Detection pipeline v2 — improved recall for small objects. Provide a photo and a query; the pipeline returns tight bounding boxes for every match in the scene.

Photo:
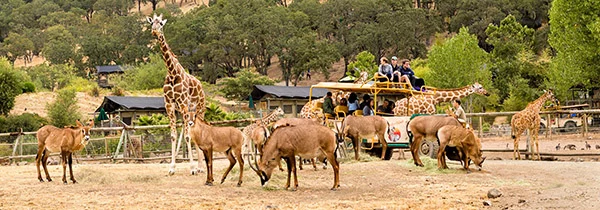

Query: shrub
[0,113,48,133]
[64,77,99,92]
[89,86,101,97]
[111,87,125,96]
[46,89,81,127]
[25,64,75,91]
[347,51,378,79]
[21,82,36,93]
[219,69,275,100]
[116,54,167,91]
[0,57,22,115]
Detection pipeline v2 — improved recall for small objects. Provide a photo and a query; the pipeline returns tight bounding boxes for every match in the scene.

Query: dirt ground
[1,144,600,210]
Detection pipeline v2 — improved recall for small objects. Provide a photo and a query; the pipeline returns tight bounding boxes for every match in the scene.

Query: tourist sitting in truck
[398,59,426,90]
[377,57,393,82]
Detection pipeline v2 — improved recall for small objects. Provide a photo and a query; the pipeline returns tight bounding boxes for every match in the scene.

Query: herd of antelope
[33,112,485,191]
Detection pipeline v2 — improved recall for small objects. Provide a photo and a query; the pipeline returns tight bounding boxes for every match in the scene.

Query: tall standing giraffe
[511,90,556,160]
[392,82,490,116]
[147,14,206,175]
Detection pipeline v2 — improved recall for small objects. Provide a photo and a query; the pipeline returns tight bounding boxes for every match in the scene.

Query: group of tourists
[322,92,396,117]
[377,56,425,91]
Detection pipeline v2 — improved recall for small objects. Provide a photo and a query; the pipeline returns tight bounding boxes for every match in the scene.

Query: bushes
[0,57,23,115]
[64,77,99,93]
[219,69,275,100]
[0,113,48,133]
[46,89,81,127]
[21,82,36,93]
[25,64,75,91]
[116,54,167,91]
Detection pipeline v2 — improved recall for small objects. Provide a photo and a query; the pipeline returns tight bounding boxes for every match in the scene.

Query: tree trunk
[152,0,157,11]
[343,56,349,76]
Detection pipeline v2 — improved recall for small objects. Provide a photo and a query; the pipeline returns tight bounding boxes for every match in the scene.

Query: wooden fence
[0,118,255,164]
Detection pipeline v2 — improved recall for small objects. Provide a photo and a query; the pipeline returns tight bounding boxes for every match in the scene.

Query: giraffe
[392,82,490,116]
[354,71,369,85]
[242,107,284,154]
[299,91,350,120]
[147,14,206,175]
[511,90,556,160]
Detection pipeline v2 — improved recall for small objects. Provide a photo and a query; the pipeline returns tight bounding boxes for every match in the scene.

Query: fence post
[19,128,23,162]
[113,128,126,158]
[478,116,483,137]
[11,132,21,157]
[582,114,588,137]
[104,137,109,157]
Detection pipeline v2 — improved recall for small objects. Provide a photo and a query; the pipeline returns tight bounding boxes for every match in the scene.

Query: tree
[46,89,81,127]
[0,57,22,116]
[220,69,275,100]
[428,27,491,88]
[43,25,77,64]
[346,51,377,79]
[117,53,167,90]
[3,32,34,64]
[485,15,539,105]
[547,0,600,100]
[25,64,75,91]
[427,27,494,112]
[278,32,339,86]
[94,0,133,16]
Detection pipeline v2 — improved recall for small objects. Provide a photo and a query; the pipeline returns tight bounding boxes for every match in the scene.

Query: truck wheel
[564,121,577,133]
[429,141,439,159]
[383,148,393,160]
[418,141,430,157]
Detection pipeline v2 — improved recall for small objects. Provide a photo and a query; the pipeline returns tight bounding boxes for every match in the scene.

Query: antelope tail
[406,120,413,145]
[384,121,391,142]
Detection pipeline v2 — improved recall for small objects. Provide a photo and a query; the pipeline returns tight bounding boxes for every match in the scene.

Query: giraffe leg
[533,129,541,160]
[166,103,178,176]
[184,122,198,175]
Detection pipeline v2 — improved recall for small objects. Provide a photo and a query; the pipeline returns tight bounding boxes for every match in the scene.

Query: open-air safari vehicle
[308,76,437,159]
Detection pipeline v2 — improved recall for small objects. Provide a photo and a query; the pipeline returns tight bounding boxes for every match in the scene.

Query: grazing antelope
[339,115,390,160]
[407,115,461,167]
[249,124,340,191]
[188,118,244,186]
[273,118,326,170]
[436,125,485,173]
[35,120,93,184]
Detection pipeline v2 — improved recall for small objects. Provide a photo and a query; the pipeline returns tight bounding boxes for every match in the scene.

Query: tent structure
[250,85,328,116]
[95,96,165,125]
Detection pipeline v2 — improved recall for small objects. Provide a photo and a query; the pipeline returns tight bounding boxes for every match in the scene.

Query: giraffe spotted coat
[393,83,489,116]
[511,90,556,160]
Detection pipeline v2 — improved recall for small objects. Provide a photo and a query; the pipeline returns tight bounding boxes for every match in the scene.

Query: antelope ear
[160,19,167,26]
[158,13,163,19]
[76,120,83,127]
[146,16,153,24]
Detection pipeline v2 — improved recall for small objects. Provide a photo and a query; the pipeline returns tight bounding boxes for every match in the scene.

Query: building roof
[251,85,329,100]
[96,65,124,74]
[95,96,165,113]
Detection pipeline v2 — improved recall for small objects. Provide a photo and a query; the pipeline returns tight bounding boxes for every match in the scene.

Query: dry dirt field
[1,152,600,210]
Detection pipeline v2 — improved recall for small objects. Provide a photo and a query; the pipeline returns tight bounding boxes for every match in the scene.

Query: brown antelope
[249,124,340,191]
[188,117,244,186]
[436,125,485,173]
[339,115,390,160]
[35,120,94,184]
[272,118,326,170]
[407,115,461,167]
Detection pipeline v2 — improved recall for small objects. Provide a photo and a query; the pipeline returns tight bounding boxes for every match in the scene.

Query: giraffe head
[273,107,284,117]
[470,82,490,96]
[146,13,167,36]
[543,89,558,106]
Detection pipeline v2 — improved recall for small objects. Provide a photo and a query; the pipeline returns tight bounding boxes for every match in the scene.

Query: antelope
[273,118,326,170]
[188,118,244,186]
[436,125,485,173]
[407,115,462,167]
[249,124,340,191]
[339,115,390,160]
[35,120,94,184]
[585,141,591,150]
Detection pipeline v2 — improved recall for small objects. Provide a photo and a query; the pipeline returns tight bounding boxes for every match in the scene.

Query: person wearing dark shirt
[390,56,402,83]
[323,92,334,115]
[359,94,371,110]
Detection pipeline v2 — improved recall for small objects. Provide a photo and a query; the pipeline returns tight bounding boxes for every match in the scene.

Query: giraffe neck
[434,86,473,104]
[156,33,182,77]
[527,93,550,111]
[260,110,279,124]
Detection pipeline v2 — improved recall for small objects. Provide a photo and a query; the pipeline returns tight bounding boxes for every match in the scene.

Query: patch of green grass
[126,174,162,183]
[398,157,463,174]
